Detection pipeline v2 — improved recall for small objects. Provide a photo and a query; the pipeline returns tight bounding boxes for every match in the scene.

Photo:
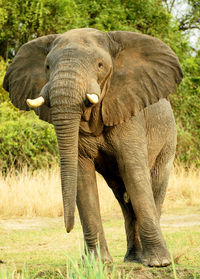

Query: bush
[0,57,9,103]
[170,55,200,167]
[0,102,58,172]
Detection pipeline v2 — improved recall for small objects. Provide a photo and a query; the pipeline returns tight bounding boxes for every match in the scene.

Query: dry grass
[0,165,199,217]
[0,167,63,217]
[164,165,200,209]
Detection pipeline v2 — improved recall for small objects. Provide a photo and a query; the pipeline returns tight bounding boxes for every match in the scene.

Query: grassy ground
[0,165,200,278]
[0,213,200,278]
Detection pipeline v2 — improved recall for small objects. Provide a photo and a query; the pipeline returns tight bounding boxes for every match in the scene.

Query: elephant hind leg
[122,205,142,263]
[151,142,176,218]
[103,175,142,263]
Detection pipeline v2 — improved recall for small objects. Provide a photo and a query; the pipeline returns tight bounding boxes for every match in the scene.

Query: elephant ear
[3,34,59,123]
[102,31,183,126]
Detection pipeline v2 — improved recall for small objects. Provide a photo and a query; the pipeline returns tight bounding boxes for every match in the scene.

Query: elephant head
[3,28,183,233]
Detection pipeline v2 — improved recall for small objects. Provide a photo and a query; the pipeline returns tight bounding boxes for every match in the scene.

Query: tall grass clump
[63,246,116,279]
[0,265,32,279]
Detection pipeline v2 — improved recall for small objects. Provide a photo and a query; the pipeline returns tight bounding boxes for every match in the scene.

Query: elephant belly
[79,99,176,185]
[95,151,120,179]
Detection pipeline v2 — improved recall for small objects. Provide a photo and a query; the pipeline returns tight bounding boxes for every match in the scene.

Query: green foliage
[0,102,58,172]
[64,246,114,279]
[0,58,8,103]
[74,0,172,35]
[0,0,80,59]
[164,0,200,31]
[0,0,199,168]
[0,0,188,59]
[170,53,200,166]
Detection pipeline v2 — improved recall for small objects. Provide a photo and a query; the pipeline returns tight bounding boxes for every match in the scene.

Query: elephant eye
[98,62,103,68]
[46,64,50,70]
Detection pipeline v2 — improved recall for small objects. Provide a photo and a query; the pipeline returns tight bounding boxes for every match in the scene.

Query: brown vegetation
[0,165,199,218]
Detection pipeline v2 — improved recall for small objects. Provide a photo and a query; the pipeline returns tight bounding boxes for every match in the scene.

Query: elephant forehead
[54,28,108,49]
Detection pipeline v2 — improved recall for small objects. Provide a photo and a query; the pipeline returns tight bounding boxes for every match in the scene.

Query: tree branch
[163,0,170,12]
[169,0,176,13]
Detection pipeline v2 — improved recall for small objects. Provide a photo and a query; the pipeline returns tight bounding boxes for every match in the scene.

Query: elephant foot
[100,252,113,263]
[142,246,171,267]
[99,246,113,263]
[124,246,142,263]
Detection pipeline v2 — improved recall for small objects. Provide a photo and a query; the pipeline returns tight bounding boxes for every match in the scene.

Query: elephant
[3,28,183,267]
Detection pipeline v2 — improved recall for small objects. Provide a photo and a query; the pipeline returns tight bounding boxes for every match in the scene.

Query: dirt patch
[0,214,200,231]
[0,217,64,231]
[108,264,200,279]
[161,214,200,228]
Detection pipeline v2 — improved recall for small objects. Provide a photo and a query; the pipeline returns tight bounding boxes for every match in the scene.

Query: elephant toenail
[162,258,170,266]
[149,260,160,267]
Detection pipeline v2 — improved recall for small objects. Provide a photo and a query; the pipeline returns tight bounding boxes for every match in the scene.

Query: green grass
[0,213,200,278]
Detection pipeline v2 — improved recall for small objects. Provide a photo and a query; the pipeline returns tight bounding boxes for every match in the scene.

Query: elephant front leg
[76,158,113,263]
[120,159,170,266]
[113,132,171,267]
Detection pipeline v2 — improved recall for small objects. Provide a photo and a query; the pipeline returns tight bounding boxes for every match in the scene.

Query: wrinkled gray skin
[3,28,183,267]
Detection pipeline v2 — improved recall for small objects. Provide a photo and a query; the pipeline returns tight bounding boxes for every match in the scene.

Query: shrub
[170,55,200,167]
[0,57,9,103]
[0,102,58,172]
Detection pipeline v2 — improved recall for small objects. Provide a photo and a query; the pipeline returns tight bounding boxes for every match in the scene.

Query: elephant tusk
[26,96,45,108]
[87,93,99,104]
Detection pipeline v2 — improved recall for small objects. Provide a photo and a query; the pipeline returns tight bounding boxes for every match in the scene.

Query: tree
[0,0,81,60]
[163,0,200,31]
[0,0,188,60]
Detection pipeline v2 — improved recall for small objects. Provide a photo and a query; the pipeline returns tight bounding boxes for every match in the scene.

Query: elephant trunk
[50,66,85,233]
[53,113,80,232]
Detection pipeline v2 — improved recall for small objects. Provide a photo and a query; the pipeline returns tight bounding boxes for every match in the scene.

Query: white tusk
[87,94,99,104]
[26,96,45,108]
